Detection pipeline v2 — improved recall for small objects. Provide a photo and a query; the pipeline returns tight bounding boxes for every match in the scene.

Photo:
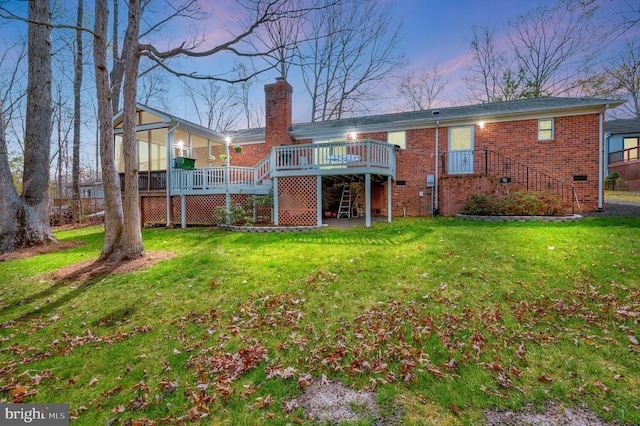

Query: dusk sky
[0,0,637,131]
[174,0,633,124]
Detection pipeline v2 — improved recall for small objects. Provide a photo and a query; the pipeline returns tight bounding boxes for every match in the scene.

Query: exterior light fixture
[350,132,358,140]
[478,122,485,129]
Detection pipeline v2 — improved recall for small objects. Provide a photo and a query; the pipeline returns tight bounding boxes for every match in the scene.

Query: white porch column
[273,177,279,226]
[166,127,175,227]
[317,175,322,226]
[365,173,371,228]
[180,194,186,228]
[387,175,392,222]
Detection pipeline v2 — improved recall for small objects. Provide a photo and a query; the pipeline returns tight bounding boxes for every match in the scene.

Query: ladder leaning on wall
[337,184,351,218]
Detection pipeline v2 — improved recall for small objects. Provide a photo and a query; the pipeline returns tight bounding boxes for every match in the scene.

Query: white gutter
[597,110,605,211]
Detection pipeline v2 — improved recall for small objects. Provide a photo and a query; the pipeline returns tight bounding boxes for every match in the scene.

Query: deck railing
[271,140,396,174]
[124,140,396,194]
[609,146,639,164]
[171,165,258,192]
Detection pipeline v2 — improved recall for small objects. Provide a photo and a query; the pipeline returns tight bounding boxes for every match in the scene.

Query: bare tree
[300,0,404,121]
[465,26,506,103]
[72,0,83,223]
[0,0,55,253]
[578,41,640,118]
[137,63,171,108]
[610,41,640,118]
[94,0,124,261]
[233,62,263,129]
[249,0,304,80]
[507,3,598,97]
[185,80,240,131]
[398,65,446,111]
[91,0,338,263]
[465,25,525,103]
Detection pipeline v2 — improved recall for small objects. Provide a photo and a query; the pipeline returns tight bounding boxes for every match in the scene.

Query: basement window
[573,175,588,181]
[538,118,554,141]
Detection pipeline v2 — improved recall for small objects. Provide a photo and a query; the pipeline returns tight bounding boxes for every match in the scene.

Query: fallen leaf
[628,335,638,345]
[593,379,609,393]
[88,377,99,387]
[538,374,553,383]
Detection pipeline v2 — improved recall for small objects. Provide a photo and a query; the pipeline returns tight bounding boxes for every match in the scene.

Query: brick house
[114,79,621,227]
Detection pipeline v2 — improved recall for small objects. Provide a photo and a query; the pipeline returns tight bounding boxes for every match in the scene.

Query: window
[388,131,406,150]
[538,118,554,141]
[623,137,639,160]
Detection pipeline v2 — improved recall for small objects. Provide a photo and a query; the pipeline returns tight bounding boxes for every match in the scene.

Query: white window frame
[538,118,554,141]
[388,131,406,150]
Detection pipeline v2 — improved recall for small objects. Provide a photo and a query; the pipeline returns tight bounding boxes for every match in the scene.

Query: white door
[448,126,474,174]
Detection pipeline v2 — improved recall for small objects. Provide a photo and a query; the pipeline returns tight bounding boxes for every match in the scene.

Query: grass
[605,189,640,203]
[0,217,639,425]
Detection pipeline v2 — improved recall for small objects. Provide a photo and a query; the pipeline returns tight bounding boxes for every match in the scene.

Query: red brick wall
[265,79,293,149]
[382,115,601,216]
[474,115,600,212]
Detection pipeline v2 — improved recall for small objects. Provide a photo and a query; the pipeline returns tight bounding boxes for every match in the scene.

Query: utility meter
[426,174,435,187]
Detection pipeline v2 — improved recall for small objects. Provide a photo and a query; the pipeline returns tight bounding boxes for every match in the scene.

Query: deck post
[180,194,186,228]
[387,175,392,222]
[365,173,371,228]
[317,175,322,226]
[273,176,279,225]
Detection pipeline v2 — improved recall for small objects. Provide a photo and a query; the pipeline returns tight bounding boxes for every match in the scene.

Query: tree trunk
[0,0,56,254]
[110,0,124,114]
[0,108,22,254]
[72,0,84,223]
[95,0,124,263]
[119,0,144,260]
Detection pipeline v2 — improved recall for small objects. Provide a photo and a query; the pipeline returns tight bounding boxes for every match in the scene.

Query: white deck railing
[271,140,396,175]
[171,140,396,194]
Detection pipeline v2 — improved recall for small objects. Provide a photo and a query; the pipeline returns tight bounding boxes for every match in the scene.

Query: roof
[605,118,640,135]
[114,103,228,142]
[290,97,623,139]
[118,97,623,143]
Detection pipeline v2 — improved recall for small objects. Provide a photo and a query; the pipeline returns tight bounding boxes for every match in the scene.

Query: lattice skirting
[141,194,273,226]
[141,196,167,226]
[278,176,317,226]
[609,162,640,190]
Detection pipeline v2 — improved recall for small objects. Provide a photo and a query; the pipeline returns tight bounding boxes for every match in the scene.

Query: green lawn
[606,190,640,203]
[1,217,638,425]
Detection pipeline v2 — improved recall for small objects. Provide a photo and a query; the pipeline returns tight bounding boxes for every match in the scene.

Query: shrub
[213,191,273,226]
[503,191,542,215]
[604,171,622,190]
[461,193,505,215]
[461,190,566,216]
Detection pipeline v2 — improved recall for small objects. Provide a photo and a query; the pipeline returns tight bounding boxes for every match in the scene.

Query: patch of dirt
[292,379,381,424]
[49,251,175,283]
[0,240,84,262]
[485,401,618,425]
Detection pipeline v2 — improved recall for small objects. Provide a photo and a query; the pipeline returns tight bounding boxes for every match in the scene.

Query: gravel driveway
[583,199,640,217]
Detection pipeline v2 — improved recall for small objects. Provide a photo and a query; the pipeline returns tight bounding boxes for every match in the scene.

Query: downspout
[597,110,605,211]
[166,123,179,227]
[434,120,439,215]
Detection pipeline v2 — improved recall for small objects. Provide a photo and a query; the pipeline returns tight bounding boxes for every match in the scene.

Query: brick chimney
[264,78,293,148]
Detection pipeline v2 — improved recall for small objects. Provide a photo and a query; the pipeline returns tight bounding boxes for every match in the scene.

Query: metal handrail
[441,149,575,211]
